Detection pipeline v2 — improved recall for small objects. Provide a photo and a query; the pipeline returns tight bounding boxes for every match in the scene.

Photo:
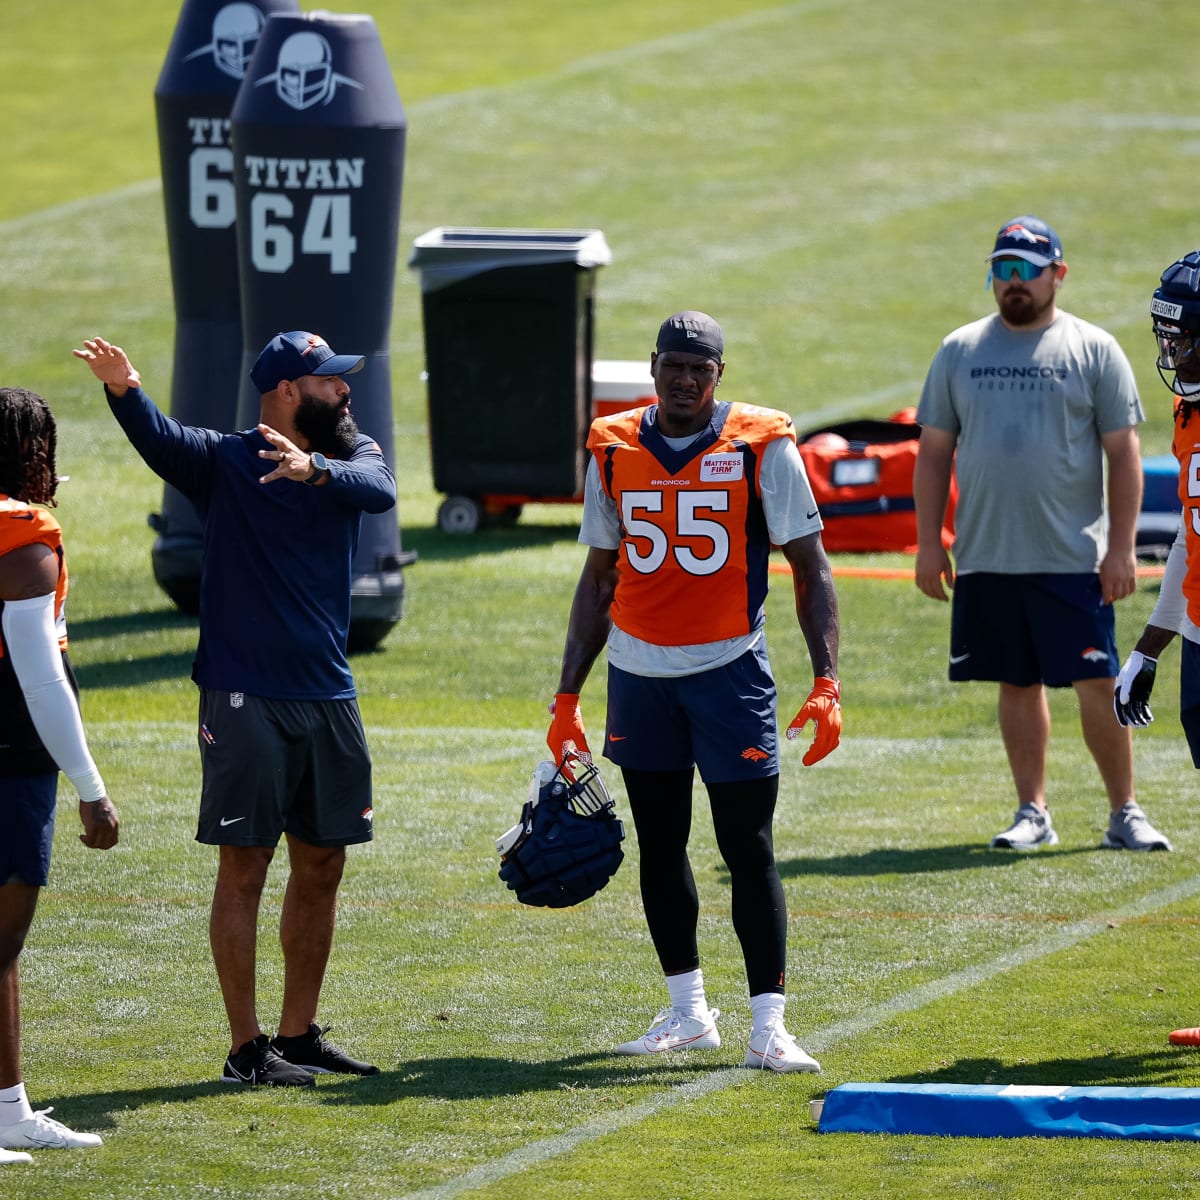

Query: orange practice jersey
[0,495,68,655]
[1172,410,1200,627]
[0,495,70,774]
[587,401,795,646]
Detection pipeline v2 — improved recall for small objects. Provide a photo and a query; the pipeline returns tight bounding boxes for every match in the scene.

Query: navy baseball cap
[985,216,1064,268]
[656,311,724,363]
[250,331,365,394]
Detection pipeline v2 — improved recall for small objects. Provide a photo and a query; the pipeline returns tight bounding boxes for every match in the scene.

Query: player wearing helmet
[1114,251,1200,1042]
[915,216,1171,853]
[547,311,841,1074]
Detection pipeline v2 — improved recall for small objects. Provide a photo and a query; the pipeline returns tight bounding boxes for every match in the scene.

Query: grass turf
[5,1,1200,1196]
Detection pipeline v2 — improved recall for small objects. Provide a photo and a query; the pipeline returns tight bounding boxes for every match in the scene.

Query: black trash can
[408,227,612,533]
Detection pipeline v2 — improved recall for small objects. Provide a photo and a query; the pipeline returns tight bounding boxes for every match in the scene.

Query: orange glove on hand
[785,677,842,766]
[547,693,592,774]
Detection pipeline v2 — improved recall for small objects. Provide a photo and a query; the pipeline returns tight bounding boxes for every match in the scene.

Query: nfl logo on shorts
[230,692,244,709]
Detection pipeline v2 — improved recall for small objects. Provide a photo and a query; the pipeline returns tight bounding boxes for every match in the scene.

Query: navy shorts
[1179,638,1200,768]
[949,572,1118,687]
[0,774,57,887]
[603,642,779,784]
[197,690,374,848]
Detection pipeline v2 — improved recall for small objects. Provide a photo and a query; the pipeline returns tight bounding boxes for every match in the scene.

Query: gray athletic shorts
[196,689,374,848]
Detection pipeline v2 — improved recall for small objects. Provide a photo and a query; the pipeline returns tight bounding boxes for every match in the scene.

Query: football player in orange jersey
[0,387,119,1161]
[548,312,840,1072]
[1115,251,1200,1045]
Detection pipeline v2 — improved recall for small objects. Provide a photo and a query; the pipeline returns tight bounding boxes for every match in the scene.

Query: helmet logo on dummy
[184,2,266,80]
[254,31,364,110]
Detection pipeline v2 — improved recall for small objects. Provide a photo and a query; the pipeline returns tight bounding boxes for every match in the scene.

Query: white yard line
[394,875,1200,1199]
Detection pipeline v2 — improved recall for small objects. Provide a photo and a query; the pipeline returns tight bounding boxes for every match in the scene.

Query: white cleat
[0,1147,33,1164]
[0,1108,102,1150]
[615,1007,721,1055]
[745,1023,821,1073]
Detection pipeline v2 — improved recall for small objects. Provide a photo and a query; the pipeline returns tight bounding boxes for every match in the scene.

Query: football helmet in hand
[497,753,625,908]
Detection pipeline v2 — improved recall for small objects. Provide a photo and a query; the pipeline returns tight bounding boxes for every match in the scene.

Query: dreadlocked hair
[0,387,58,507]
[1176,397,1200,430]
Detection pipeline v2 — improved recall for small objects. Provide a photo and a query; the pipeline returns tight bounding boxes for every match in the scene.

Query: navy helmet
[1151,251,1200,396]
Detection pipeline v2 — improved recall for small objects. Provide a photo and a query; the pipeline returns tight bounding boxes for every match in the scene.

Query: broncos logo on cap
[1000,223,1051,248]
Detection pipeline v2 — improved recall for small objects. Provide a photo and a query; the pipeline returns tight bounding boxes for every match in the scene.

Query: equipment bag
[797,409,956,553]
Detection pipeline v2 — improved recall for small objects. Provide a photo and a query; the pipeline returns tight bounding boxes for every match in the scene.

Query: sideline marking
[0,179,160,238]
[398,872,1200,1200]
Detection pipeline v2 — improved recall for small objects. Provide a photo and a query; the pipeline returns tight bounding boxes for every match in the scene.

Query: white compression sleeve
[1,593,106,801]
[1147,525,1188,634]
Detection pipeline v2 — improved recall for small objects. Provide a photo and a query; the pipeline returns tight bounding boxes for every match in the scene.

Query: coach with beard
[74,332,394,1088]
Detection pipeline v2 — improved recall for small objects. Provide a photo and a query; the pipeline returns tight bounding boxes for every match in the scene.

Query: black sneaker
[270,1023,381,1076]
[222,1034,316,1087]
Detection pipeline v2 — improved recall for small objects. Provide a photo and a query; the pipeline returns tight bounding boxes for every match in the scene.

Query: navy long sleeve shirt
[109,386,396,700]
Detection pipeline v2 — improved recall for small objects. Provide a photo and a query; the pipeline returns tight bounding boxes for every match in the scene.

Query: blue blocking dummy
[231,12,413,648]
[153,0,300,613]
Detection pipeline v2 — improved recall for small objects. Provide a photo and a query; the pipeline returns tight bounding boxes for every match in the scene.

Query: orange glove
[547,693,592,773]
[785,677,842,766]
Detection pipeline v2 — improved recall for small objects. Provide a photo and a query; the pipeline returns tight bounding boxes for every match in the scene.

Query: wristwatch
[304,451,329,485]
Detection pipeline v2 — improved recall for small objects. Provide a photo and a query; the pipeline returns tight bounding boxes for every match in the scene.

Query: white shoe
[615,1007,721,1055]
[0,1108,102,1150]
[1101,802,1173,852]
[0,1148,33,1164]
[745,1022,821,1073]
[990,804,1058,850]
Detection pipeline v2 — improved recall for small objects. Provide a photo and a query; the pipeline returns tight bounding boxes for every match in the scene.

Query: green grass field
[5,1,1200,1196]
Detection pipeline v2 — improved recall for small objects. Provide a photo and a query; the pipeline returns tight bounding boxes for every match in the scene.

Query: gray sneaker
[991,804,1059,849]
[1102,802,1173,851]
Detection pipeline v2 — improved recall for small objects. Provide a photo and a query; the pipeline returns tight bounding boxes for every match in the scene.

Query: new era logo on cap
[249,331,366,394]
[656,310,724,362]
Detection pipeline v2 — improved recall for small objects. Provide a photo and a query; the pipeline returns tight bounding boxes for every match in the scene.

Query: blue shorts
[0,774,57,887]
[949,573,1117,687]
[1179,638,1200,769]
[603,643,779,784]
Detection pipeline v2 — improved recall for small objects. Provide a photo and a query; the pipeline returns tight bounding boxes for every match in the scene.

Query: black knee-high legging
[620,766,787,996]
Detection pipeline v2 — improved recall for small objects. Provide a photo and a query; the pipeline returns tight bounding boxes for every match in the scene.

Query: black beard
[294,394,359,458]
[998,291,1052,327]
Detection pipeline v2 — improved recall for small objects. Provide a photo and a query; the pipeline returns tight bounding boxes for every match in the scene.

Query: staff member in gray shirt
[913,215,1171,853]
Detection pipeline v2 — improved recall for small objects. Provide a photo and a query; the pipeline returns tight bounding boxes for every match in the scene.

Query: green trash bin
[408,227,612,532]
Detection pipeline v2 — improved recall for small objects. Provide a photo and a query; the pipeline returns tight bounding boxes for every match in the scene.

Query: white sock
[750,992,786,1036]
[665,969,708,1019]
[0,1083,34,1125]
